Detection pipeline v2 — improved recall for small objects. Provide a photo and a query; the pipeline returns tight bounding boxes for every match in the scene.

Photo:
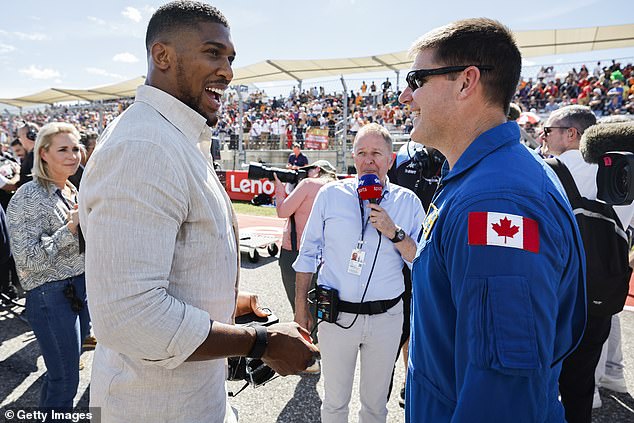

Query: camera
[247,162,307,184]
[597,152,634,205]
[227,311,278,390]
[410,147,445,179]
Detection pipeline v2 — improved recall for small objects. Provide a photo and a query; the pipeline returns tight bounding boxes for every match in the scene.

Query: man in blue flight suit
[398,18,587,422]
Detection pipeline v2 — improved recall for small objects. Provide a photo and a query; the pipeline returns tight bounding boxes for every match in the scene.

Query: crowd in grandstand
[1,60,632,152]
[516,60,633,116]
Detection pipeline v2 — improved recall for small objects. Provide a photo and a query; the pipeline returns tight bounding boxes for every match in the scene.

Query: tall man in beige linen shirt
[78,2,317,422]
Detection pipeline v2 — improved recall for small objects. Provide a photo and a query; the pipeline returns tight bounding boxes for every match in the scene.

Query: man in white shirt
[541,105,634,422]
[294,123,425,423]
[79,2,317,422]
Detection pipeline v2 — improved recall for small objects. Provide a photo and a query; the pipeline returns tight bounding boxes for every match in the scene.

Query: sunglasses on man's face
[542,126,579,137]
[405,65,494,91]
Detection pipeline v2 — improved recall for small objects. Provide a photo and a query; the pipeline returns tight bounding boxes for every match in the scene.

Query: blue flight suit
[406,122,586,423]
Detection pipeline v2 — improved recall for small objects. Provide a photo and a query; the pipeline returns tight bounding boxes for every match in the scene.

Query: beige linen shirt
[79,85,239,423]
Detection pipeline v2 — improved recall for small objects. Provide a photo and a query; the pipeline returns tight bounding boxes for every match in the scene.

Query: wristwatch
[390,226,406,243]
[246,325,268,359]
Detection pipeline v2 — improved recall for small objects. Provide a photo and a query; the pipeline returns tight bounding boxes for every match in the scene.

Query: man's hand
[273,174,286,198]
[367,203,397,238]
[67,204,80,235]
[367,203,417,262]
[235,291,270,318]
[293,301,314,334]
[262,322,319,376]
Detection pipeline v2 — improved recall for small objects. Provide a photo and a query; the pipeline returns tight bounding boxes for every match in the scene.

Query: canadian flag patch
[468,212,539,253]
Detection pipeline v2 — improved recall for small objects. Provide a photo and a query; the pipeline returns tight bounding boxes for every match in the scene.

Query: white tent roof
[1,23,633,107]
[0,76,146,108]
[232,23,634,84]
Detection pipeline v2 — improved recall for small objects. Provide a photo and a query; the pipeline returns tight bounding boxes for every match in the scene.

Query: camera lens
[613,162,630,200]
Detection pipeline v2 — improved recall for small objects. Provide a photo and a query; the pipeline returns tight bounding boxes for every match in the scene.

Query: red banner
[217,170,275,201]
[304,128,329,150]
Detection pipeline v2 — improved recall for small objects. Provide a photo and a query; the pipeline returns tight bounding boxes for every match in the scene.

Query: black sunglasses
[63,283,84,313]
[406,65,494,91]
[543,126,580,136]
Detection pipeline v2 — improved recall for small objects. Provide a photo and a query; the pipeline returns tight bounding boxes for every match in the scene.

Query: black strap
[544,158,583,207]
[338,294,402,315]
[290,215,298,252]
[246,325,268,359]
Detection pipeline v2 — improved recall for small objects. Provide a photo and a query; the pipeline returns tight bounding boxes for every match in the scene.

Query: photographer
[539,106,634,422]
[273,160,338,372]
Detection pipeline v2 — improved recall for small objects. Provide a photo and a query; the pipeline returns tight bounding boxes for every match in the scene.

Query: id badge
[347,248,365,275]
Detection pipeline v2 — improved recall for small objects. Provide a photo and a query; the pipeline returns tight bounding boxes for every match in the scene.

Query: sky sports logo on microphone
[357,174,383,203]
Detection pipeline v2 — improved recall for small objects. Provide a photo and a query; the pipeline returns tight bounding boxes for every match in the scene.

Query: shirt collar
[442,121,520,183]
[134,85,213,146]
[41,180,77,196]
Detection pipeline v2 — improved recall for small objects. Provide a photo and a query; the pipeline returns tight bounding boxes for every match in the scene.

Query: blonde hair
[32,122,82,186]
[353,122,393,152]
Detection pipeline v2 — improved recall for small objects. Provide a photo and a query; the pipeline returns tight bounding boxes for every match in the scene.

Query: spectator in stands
[381,77,392,93]
[249,118,262,148]
[6,122,90,409]
[295,118,306,148]
[260,117,271,146]
[80,131,98,165]
[545,95,560,113]
[607,79,625,107]
[287,143,308,170]
[10,139,25,162]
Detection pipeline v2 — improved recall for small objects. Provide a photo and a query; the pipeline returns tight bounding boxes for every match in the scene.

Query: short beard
[175,57,218,127]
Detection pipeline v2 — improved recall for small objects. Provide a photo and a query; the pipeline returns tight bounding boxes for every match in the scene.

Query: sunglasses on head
[406,65,494,91]
[63,283,84,313]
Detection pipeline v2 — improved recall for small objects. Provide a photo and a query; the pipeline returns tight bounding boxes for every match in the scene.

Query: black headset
[21,120,37,141]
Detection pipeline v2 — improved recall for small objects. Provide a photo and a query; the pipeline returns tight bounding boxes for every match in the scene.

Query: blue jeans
[25,274,91,408]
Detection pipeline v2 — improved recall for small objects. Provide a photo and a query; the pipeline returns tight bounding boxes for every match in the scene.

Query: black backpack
[546,158,632,316]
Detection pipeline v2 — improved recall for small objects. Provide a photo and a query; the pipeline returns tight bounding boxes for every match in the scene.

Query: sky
[1,0,633,102]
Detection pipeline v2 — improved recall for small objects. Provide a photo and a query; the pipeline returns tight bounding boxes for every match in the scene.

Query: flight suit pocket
[488,276,540,371]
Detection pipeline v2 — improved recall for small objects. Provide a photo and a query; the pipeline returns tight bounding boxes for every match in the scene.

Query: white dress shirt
[79,85,239,423]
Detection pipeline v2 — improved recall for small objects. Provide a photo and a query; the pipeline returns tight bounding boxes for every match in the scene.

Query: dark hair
[145,0,229,53]
[79,131,98,147]
[10,138,22,147]
[409,18,521,115]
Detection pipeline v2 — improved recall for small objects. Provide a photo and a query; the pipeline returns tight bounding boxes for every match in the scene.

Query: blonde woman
[6,122,90,408]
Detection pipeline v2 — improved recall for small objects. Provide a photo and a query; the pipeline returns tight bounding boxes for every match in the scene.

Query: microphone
[580,122,634,164]
[357,174,383,204]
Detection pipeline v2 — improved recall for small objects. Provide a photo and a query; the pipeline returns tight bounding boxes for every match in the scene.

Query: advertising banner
[217,170,274,201]
[304,128,329,150]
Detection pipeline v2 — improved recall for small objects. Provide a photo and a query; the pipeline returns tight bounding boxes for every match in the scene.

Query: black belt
[337,294,402,315]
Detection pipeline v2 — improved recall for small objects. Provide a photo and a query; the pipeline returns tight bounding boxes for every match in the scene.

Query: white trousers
[318,300,403,423]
